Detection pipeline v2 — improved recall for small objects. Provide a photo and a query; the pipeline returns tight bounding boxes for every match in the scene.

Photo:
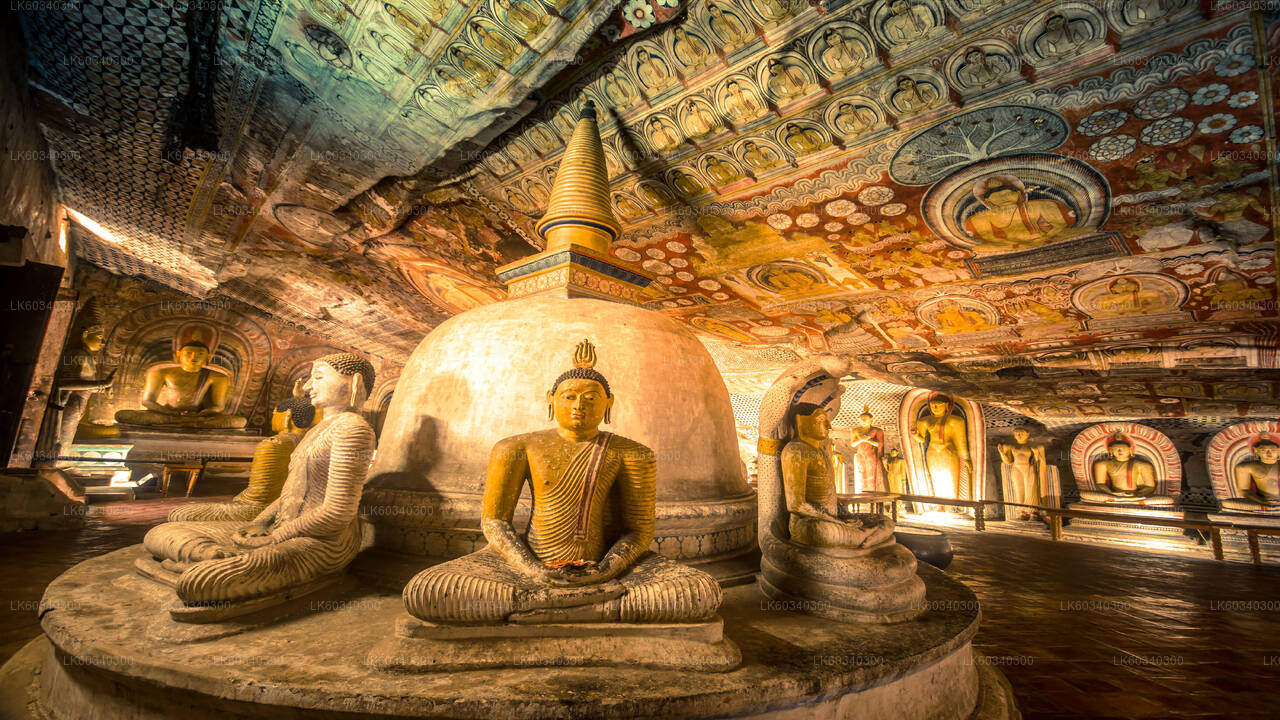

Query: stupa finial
[534,99,620,254]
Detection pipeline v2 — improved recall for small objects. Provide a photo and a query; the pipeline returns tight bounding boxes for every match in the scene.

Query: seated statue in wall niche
[1225,435,1280,509]
[781,403,895,548]
[1083,433,1172,505]
[167,386,319,523]
[138,354,376,616]
[114,328,247,429]
[403,339,722,625]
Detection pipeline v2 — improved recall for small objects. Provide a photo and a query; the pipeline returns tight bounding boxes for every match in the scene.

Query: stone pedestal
[3,544,1018,720]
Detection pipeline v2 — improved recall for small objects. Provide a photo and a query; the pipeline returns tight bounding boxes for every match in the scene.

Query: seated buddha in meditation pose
[1225,435,1280,509]
[402,339,722,625]
[115,333,247,429]
[140,353,376,609]
[167,386,319,523]
[781,403,894,548]
[1084,434,1169,504]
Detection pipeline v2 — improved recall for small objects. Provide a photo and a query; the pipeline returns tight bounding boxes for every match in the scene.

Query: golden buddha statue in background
[115,328,247,429]
[781,404,894,548]
[883,447,908,494]
[1226,436,1280,508]
[403,339,722,625]
[138,353,376,617]
[1084,433,1166,503]
[912,393,972,500]
[49,298,117,460]
[167,384,320,523]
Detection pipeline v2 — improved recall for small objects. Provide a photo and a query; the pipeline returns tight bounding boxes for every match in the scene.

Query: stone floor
[1,484,1278,719]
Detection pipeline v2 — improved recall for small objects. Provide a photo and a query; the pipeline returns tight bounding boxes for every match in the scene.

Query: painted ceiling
[17,0,1280,420]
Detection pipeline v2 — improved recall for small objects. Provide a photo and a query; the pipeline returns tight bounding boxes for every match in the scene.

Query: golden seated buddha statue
[114,337,247,430]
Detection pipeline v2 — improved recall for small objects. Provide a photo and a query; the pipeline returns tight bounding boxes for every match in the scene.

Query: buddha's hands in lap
[232,523,274,549]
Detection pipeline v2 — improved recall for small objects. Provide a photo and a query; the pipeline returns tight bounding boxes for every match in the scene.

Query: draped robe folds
[402,430,722,624]
[142,413,374,603]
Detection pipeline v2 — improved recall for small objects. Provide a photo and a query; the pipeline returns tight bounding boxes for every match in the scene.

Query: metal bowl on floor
[894,524,954,570]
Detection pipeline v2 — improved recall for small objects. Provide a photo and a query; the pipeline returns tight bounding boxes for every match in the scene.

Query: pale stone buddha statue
[138,353,376,614]
[781,404,894,548]
[402,339,722,625]
[1083,434,1171,504]
[1223,436,1280,510]
[998,428,1046,519]
[166,387,320,523]
[912,394,972,500]
[115,334,248,430]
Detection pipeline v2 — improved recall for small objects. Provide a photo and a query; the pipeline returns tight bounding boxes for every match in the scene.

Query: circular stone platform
[3,545,1018,720]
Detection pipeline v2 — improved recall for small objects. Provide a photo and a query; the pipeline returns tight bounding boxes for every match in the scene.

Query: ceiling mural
[465,0,1280,419]
[16,0,1280,418]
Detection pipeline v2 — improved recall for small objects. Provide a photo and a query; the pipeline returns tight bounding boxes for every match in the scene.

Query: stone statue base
[134,554,342,624]
[760,531,927,624]
[1077,491,1175,506]
[1066,497,1182,520]
[370,616,740,672]
[6,544,1018,720]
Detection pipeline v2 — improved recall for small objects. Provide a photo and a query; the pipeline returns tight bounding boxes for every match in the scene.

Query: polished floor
[2,484,1278,719]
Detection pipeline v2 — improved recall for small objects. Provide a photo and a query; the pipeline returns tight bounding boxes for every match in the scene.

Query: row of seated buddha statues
[137,353,376,620]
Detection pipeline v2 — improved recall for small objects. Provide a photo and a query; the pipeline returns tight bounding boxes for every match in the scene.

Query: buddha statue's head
[547,339,614,431]
[896,76,916,91]
[1253,436,1279,465]
[790,403,831,443]
[964,46,984,64]
[1013,428,1030,444]
[858,405,874,429]
[176,342,211,373]
[304,353,376,411]
[1045,13,1067,32]
[1106,435,1133,462]
[927,393,952,417]
[81,325,105,353]
[272,396,319,434]
[888,447,901,460]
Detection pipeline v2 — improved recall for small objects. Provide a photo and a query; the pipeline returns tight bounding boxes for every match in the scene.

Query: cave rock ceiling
[19,0,1280,419]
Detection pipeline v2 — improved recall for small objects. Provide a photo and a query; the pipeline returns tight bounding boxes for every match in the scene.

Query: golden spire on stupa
[534,100,620,255]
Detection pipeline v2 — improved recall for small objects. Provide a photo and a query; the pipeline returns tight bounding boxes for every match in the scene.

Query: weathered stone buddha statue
[1083,433,1170,504]
[1225,436,1280,509]
[115,330,247,429]
[781,404,895,548]
[757,357,925,623]
[402,339,723,626]
[137,353,376,620]
[166,385,320,523]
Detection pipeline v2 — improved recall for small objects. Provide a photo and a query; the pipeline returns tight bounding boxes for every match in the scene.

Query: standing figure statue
[912,393,972,501]
[167,383,320,523]
[998,428,1046,520]
[47,298,117,462]
[845,405,885,493]
[138,353,376,620]
[883,447,909,494]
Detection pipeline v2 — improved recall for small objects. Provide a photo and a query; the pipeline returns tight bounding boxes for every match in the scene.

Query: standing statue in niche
[48,298,117,460]
[912,393,972,500]
[167,384,320,523]
[114,327,248,429]
[403,339,723,625]
[845,406,885,493]
[1228,435,1280,507]
[138,353,376,618]
[997,428,1046,519]
[1083,433,1165,503]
